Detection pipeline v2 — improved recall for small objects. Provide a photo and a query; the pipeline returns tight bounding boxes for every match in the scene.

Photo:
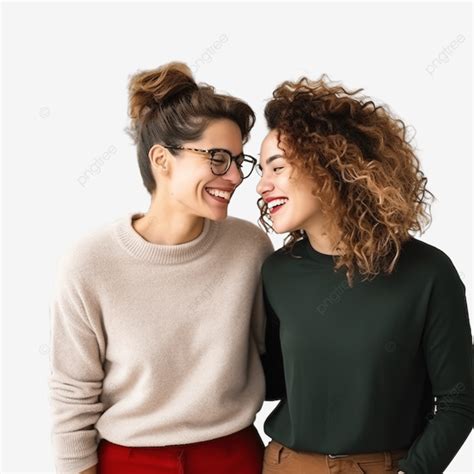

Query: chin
[213,213,228,222]
[206,208,228,222]
[271,218,300,235]
[271,220,289,234]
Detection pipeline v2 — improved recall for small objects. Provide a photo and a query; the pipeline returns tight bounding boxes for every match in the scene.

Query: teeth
[268,198,288,210]
[206,188,231,201]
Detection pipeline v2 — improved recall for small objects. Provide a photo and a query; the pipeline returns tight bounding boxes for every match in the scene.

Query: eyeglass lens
[210,151,254,178]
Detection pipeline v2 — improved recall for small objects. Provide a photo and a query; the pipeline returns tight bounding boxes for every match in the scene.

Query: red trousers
[97,424,264,474]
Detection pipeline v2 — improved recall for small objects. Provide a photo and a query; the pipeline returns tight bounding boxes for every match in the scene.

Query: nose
[225,160,244,184]
[256,172,273,196]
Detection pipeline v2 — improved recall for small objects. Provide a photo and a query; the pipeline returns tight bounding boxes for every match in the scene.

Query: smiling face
[256,129,324,234]
[152,118,245,221]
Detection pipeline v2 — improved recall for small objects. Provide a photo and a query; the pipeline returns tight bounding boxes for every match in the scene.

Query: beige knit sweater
[48,212,274,473]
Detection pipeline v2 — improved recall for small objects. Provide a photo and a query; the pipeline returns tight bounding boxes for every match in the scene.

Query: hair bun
[128,62,197,121]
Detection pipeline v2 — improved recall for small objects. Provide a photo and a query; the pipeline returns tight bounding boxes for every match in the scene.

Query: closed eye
[257,165,284,176]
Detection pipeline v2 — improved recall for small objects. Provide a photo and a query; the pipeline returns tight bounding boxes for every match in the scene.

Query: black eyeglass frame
[163,145,257,179]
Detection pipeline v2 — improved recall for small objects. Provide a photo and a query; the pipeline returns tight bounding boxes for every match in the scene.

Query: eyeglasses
[164,146,257,179]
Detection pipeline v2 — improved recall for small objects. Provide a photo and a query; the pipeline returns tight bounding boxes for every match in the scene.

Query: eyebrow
[258,154,285,166]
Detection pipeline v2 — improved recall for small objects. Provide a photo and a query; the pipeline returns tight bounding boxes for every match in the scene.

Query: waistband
[98,424,258,452]
[271,440,408,468]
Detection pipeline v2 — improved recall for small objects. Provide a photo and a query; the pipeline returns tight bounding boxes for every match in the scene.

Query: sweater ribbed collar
[115,212,219,265]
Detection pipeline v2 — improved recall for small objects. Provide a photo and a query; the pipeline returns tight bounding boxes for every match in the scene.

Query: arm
[250,278,269,357]
[250,233,275,357]
[48,256,105,473]
[397,257,474,474]
[260,281,286,401]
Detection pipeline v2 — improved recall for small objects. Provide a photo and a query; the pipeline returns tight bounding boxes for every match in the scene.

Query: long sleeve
[250,278,267,355]
[48,255,105,473]
[250,236,275,356]
[397,257,474,474]
[260,281,286,401]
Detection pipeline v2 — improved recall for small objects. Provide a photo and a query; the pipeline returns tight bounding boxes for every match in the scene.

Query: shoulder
[402,237,459,271]
[400,236,464,287]
[55,217,119,280]
[221,215,269,240]
[262,238,305,273]
[219,216,274,256]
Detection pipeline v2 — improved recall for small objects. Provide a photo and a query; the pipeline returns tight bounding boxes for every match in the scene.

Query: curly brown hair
[258,75,434,286]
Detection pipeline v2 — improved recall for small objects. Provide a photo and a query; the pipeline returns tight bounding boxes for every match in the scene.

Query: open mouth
[205,187,231,204]
[268,198,288,215]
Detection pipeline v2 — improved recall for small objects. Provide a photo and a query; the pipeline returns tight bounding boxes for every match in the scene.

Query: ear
[148,144,170,174]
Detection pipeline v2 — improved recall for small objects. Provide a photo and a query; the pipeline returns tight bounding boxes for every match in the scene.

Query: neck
[303,214,344,256]
[133,195,205,246]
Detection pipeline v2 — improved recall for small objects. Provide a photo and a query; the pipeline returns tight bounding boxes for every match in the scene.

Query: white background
[1,1,472,472]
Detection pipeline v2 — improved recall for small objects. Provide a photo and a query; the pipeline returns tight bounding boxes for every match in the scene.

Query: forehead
[260,130,285,163]
[198,119,243,153]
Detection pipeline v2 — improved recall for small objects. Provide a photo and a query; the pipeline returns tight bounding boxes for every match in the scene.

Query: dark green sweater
[261,236,473,474]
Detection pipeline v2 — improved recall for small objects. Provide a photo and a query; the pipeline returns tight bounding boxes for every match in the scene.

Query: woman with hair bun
[256,76,473,474]
[48,62,273,474]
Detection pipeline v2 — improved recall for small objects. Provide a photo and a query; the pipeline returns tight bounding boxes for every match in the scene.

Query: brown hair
[126,62,255,194]
[258,75,434,286]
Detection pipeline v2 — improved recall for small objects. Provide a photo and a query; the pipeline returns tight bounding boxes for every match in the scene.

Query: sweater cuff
[397,458,412,473]
[53,430,98,473]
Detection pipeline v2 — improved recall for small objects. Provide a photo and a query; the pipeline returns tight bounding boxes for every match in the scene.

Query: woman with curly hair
[48,62,273,474]
[256,76,473,474]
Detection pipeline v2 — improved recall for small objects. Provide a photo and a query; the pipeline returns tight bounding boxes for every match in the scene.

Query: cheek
[291,187,321,216]
[275,173,293,193]
[304,198,321,216]
[168,174,193,201]
[170,169,210,201]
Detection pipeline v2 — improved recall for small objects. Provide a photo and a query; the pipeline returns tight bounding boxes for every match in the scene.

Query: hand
[79,464,97,474]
